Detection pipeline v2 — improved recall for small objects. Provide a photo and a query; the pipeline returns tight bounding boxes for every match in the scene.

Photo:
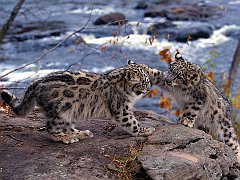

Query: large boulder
[147,21,176,31]
[223,28,240,39]
[144,4,221,21]
[135,2,148,9]
[147,23,213,42]
[175,26,213,42]
[8,21,64,42]
[0,109,238,179]
[93,13,127,26]
[139,124,239,180]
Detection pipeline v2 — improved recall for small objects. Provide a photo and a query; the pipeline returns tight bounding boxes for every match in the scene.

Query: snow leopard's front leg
[177,102,202,127]
[147,68,173,91]
[111,104,155,136]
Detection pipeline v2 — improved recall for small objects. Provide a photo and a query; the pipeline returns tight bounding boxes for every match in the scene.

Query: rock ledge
[0,109,238,179]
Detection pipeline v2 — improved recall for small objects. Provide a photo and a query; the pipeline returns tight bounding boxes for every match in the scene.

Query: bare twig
[228,40,240,93]
[0,0,25,44]
[7,134,22,142]
[0,87,26,90]
[66,40,111,70]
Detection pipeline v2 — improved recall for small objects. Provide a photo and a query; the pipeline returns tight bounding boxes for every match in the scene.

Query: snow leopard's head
[165,52,204,89]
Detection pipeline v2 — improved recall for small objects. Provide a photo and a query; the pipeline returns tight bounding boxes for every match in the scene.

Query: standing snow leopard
[154,51,240,161]
[1,61,161,144]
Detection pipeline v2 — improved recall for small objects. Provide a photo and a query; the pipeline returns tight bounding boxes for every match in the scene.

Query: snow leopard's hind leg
[46,118,93,144]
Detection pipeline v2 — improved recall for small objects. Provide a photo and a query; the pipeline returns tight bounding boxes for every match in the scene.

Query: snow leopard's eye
[189,73,198,80]
[142,82,147,86]
[174,74,188,85]
[174,72,184,80]
[176,75,183,81]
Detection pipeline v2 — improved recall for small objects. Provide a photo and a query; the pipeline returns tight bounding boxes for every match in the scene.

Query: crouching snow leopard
[155,51,240,161]
[1,61,161,144]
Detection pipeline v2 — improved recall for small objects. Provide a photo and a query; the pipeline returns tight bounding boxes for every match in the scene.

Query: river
[0,0,240,119]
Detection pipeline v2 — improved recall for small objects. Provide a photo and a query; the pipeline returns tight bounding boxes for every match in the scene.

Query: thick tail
[219,125,240,162]
[235,146,240,162]
[226,132,240,163]
[228,139,240,163]
[1,84,37,117]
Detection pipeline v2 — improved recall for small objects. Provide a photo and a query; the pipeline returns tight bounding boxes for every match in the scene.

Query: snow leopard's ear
[128,60,136,65]
[175,51,184,61]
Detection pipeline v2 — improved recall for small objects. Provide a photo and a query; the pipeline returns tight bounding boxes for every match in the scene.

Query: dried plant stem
[0,0,25,44]
[228,40,240,93]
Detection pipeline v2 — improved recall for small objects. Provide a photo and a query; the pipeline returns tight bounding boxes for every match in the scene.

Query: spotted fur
[1,62,158,144]
[155,52,240,161]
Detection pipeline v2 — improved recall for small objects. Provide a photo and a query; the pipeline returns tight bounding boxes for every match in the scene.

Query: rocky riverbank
[0,109,238,180]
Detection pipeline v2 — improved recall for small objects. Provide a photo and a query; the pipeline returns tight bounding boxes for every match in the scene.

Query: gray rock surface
[147,22,213,42]
[93,13,127,26]
[135,2,148,9]
[144,4,221,21]
[0,109,239,180]
[140,124,239,180]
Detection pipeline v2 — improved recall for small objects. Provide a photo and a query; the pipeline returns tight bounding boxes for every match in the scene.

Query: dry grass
[105,143,149,180]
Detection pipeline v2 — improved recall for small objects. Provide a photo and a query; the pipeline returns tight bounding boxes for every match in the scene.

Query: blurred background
[0,0,239,121]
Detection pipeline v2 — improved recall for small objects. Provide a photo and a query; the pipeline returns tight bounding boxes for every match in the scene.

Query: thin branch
[0,0,25,44]
[66,40,111,70]
[7,134,23,142]
[0,6,93,80]
[228,40,240,93]
[72,33,127,67]
[0,87,26,90]
[73,33,113,53]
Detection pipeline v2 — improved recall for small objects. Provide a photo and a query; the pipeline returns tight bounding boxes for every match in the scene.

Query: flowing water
[0,0,240,119]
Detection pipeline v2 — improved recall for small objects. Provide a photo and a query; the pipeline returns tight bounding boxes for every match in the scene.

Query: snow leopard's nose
[165,78,172,86]
[142,83,148,90]
[142,80,151,88]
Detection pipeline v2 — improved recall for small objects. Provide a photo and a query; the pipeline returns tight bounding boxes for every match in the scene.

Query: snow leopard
[154,51,240,161]
[1,61,161,144]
